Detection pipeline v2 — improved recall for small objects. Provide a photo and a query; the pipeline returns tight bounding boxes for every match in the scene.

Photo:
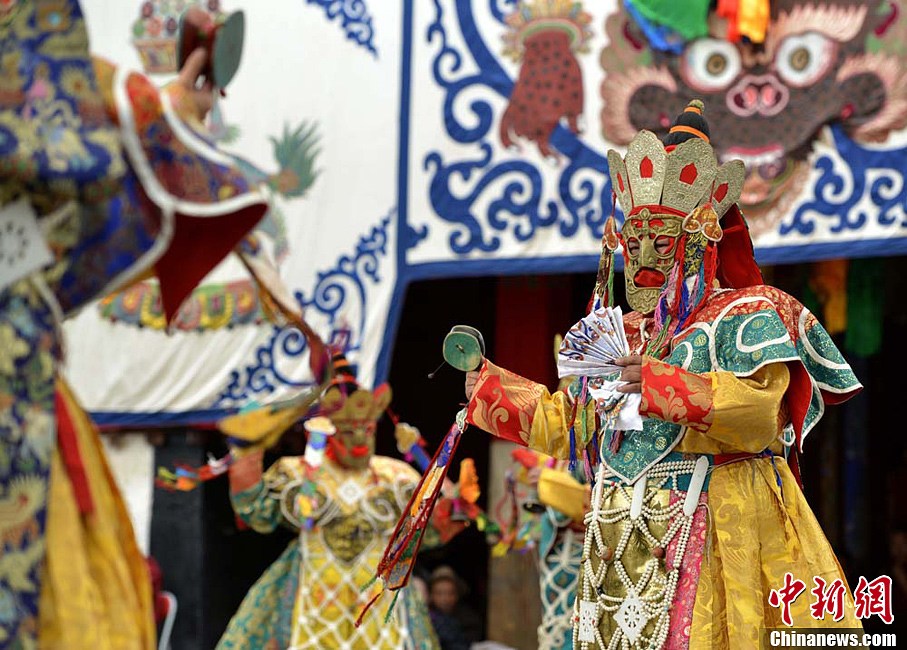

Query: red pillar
[493,275,570,390]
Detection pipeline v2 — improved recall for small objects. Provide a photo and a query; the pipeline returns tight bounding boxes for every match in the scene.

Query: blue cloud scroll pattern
[419,0,613,257]
[213,210,393,407]
[416,1,907,263]
[306,0,377,56]
[784,125,907,237]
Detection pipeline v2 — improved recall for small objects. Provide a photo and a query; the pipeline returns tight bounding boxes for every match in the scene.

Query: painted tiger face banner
[599,0,907,236]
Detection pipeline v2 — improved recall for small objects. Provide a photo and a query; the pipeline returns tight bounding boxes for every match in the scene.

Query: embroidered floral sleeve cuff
[639,357,714,433]
[640,357,792,454]
[467,359,595,459]
[466,359,547,445]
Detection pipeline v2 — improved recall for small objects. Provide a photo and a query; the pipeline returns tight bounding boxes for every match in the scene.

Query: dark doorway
[384,272,601,641]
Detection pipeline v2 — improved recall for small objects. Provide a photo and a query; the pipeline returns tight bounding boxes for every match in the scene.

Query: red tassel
[705,243,718,285]
[671,234,688,320]
[684,242,719,329]
[493,477,517,539]
[55,390,95,515]
[701,243,718,305]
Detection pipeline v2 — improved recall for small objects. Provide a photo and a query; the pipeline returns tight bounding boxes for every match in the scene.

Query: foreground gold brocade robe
[1,2,264,645]
[38,381,155,650]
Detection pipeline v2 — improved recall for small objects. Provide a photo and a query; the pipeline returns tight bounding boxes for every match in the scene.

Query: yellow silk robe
[220,452,441,650]
[38,381,155,650]
[468,285,862,648]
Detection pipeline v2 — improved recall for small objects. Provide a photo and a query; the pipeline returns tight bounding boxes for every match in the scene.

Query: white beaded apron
[574,457,708,650]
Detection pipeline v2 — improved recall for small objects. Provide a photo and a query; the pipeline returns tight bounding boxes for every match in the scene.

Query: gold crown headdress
[318,352,392,426]
[606,126,745,227]
[593,100,749,335]
[320,384,392,426]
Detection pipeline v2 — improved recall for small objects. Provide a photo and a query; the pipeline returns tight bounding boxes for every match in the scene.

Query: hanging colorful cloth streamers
[457,458,481,506]
[239,251,331,383]
[627,0,711,42]
[156,453,234,491]
[736,0,770,43]
[590,215,619,311]
[717,0,770,43]
[490,452,550,557]
[295,475,320,530]
[428,457,496,545]
[303,416,334,466]
[357,409,469,626]
[809,259,848,336]
[394,420,432,472]
[511,447,547,513]
[491,471,523,557]
[156,380,331,493]
[623,0,687,53]
[394,419,495,535]
[297,416,335,529]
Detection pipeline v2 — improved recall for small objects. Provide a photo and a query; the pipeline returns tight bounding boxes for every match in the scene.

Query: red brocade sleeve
[466,359,596,459]
[640,356,792,455]
[465,359,544,446]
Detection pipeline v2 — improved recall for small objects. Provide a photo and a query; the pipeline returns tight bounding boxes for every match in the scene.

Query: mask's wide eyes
[654,235,675,256]
[682,38,742,92]
[625,237,641,257]
[774,32,834,87]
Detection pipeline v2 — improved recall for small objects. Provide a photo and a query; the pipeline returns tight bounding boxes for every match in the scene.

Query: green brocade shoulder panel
[597,292,859,483]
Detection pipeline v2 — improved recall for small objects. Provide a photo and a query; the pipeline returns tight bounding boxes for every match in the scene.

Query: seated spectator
[429,566,482,649]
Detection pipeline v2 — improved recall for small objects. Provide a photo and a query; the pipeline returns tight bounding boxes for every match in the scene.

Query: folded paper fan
[558,306,644,434]
[557,306,630,379]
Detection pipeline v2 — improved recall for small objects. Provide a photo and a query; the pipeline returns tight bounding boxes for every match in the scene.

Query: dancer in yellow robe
[219,356,465,650]
[1,2,266,647]
[463,101,863,648]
